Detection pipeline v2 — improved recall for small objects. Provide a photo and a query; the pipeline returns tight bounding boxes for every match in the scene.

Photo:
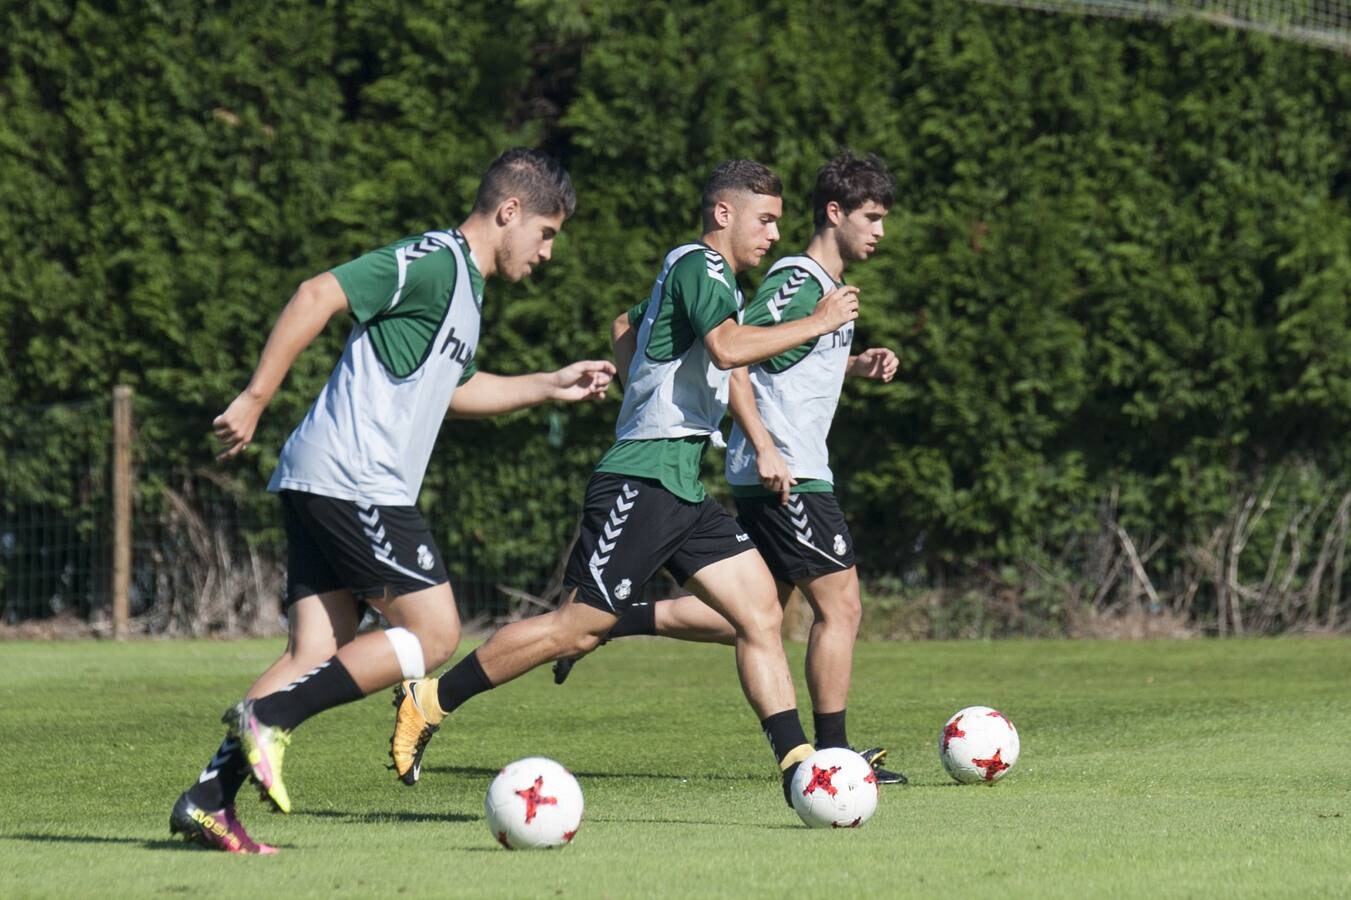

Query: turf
[0,637,1347,898]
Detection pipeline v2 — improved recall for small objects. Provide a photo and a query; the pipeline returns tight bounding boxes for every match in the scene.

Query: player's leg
[227,493,459,811]
[598,569,795,645]
[797,565,904,782]
[248,591,364,697]
[389,589,614,783]
[653,593,739,643]
[680,551,795,718]
[785,494,907,783]
[551,569,784,684]
[171,589,360,853]
[669,505,813,802]
[392,473,663,782]
[235,580,459,805]
[391,594,620,781]
[798,565,861,746]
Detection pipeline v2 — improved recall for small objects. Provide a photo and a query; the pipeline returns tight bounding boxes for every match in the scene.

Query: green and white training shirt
[595,243,742,502]
[725,255,851,497]
[268,229,482,506]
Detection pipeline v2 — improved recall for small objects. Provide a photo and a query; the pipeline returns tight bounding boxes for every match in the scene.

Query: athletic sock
[761,709,814,771]
[813,709,848,750]
[434,649,494,715]
[606,602,656,639]
[251,657,363,731]
[184,734,250,810]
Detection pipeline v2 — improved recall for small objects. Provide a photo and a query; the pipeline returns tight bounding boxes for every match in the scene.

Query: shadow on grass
[585,815,803,829]
[426,764,765,783]
[2,833,292,852]
[294,809,477,824]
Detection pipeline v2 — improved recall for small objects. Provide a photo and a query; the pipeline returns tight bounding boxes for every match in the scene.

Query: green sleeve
[330,238,457,324]
[745,266,824,327]
[747,266,826,372]
[331,247,398,323]
[456,357,477,386]
[669,253,739,337]
[627,298,649,326]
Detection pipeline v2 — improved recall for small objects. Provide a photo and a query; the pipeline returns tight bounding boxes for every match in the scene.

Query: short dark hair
[701,159,782,228]
[473,147,576,219]
[811,150,895,228]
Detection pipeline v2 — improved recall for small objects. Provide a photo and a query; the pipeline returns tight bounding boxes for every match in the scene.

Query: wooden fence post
[112,385,133,638]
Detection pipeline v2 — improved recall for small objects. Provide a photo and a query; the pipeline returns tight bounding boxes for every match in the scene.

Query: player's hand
[213,391,268,461]
[850,347,899,382]
[811,285,859,335]
[756,445,796,506]
[547,360,617,403]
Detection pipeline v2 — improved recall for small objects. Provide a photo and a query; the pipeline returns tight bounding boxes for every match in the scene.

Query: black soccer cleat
[552,656,580,685]
[858,746,908,785]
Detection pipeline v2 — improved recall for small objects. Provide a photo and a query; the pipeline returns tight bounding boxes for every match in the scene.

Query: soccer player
[388,160,861,807]
[169,148,616,854]
[553,151,905,783]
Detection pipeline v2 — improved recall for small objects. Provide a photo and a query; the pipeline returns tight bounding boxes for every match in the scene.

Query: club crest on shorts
[417,544,434,571]
[614,578,632,601]
[833,534,847,556]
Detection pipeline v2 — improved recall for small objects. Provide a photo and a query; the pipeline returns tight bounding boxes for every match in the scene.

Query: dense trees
[4,0,1351,630]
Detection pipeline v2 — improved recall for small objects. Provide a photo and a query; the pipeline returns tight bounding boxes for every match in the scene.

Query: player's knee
[735,595,783,642]
[420,620,460,669]
[285,637,340,668]
[819,593,862,632]
[387,622,459,676]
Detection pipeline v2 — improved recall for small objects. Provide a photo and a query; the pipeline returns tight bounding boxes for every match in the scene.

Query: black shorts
[564,473,754,613]
[734,492,855,584]
[279,489,449,608]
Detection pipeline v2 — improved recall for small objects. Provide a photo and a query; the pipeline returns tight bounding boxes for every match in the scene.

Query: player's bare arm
[702,284,858,370]
[214,272,350,460]
[611,311,637,389]
[729,367,794,505]
[846,346,899,382]
[447,361,616,418]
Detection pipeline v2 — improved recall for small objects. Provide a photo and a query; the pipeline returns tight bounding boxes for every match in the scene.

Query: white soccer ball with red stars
[484,757,584,849]
[789,747,879,828]
[939,706,1020,784]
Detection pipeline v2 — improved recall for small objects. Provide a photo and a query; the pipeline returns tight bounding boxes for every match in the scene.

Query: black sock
[435,649,495,715]
[813,709,848,749]
[607,602,656,639]
[760,709,811,766]
[251,657,363,731]
[184,734,250,810]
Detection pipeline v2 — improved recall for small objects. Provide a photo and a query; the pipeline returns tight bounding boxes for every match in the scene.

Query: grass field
[1,636,1348,898]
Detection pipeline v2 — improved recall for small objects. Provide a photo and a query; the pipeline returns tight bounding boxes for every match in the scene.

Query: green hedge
[5,0,1351,629]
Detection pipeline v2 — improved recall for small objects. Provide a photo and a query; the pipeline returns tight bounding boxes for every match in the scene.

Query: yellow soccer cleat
[388,679,442,786]
[223,700,293,814]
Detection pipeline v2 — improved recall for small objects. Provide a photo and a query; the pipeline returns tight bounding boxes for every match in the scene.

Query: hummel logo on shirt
[704,250,730,287]
[767,270,809,323]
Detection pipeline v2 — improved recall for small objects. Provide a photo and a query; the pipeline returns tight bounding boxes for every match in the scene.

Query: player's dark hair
[474,147,576,219]
[811,150,895,228]
[701,159,782,229]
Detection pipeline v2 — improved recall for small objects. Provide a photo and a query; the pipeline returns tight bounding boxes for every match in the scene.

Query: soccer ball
[484,757,584,849]
[789,747,879,828]
[939,706,1020,784]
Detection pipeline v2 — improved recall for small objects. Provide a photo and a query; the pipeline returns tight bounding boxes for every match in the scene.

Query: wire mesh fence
[6,389,1349,637]
[0,390,677,633]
